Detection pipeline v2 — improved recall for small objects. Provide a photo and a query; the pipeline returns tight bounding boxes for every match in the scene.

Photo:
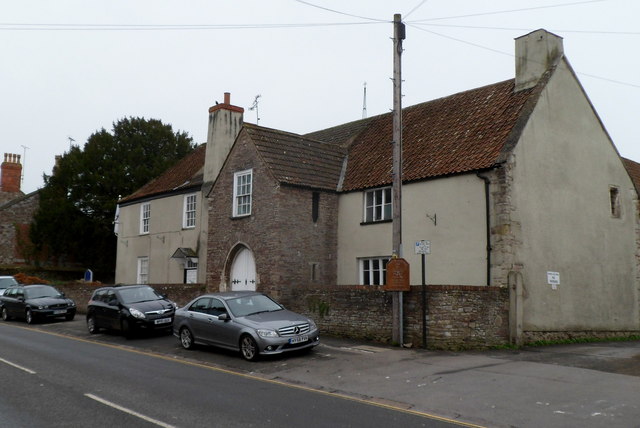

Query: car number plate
[289,335,308,344]
[53,310,66,315]
[155,317,172,325]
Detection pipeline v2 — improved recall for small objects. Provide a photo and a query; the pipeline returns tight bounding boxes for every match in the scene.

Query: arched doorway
[230,247,256,291]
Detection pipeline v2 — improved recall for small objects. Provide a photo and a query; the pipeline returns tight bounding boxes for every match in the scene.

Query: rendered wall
[115,191,207,284]
[336,174,488,286]
[508,59,640,332]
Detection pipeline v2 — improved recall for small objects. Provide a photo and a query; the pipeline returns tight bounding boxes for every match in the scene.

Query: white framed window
[185,258,198,284]
[137,256,149,284]
[183,193,197,228]
[233,169,253,217]
[140,203,150,234]
[359,257,390,285]
[364,187,392,222]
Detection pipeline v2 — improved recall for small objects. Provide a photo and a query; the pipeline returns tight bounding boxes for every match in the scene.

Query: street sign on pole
[415,240,431,348]
[415,240,431,255]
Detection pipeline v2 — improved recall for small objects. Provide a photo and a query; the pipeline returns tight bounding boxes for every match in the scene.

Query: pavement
[15,319,640,428]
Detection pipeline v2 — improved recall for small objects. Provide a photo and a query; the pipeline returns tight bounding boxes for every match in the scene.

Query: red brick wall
[206,133,338,291]
[0,156,22,193]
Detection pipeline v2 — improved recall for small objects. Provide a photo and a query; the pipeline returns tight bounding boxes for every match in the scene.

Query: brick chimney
[1,153,22,193]
[203,92,244,184]
[515,29,564,92]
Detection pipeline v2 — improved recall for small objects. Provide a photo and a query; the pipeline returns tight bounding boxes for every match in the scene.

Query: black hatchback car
[0,284,76,324]
[86,285,176,337]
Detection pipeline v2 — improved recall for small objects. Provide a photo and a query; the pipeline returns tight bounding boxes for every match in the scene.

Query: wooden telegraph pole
[391,14,405,346]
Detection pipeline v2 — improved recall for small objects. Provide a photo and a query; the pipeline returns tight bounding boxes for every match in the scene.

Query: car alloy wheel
[180,327,194,349]
[87,315,99,334]
[25,309,33,324]
[240,335,259,361]
[1,307,9,321]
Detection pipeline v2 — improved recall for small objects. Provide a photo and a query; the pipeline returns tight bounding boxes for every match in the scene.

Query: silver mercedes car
[173,291,320,361]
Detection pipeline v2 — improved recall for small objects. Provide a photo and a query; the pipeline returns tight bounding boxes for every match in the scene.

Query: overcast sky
[2,0,639,194]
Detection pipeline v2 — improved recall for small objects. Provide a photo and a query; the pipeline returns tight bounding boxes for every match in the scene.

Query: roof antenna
[362,82,367,119]
[20,144,29,185]
[249,95,261,125]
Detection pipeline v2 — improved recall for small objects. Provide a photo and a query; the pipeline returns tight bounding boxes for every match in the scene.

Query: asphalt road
[3,317,640,427]
[0,321,467,428]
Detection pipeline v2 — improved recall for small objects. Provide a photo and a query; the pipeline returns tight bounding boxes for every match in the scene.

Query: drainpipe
[476,172,492,286]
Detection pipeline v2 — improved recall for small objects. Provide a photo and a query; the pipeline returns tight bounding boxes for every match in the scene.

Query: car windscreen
[118,286,162,304]
[226,294,283,317]
[24,286,63,299]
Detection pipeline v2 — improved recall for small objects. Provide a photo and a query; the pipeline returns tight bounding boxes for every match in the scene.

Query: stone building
[116,29,640,347]
[0,153,40,267]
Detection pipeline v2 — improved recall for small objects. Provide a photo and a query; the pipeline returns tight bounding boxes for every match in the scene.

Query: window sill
[231,214,251,220]
[360,219,392,226]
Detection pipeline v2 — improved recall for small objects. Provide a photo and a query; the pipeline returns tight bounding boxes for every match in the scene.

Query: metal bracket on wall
[426,213,437,226]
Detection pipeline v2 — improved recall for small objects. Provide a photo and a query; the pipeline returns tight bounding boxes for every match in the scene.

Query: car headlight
[308,319,317,330]
[129,307,146,319]
[257,329,278,338]
[68,300,76,307]
[38,305,47,310]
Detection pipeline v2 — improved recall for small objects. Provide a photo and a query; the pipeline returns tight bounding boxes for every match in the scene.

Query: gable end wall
[206,133,338,293]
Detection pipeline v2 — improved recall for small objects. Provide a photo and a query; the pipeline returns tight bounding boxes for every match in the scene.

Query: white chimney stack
[515,29,564,92]
[203,92,244,184]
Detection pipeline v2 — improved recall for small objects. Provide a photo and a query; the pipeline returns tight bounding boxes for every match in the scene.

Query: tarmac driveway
[8,318,640,427]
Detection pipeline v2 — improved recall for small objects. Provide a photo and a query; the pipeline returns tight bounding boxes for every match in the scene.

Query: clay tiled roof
[244,124,346,191]
[305,118,372,147]
[308,79,539,192]
[119,144,206,204]
[622,157,640,195]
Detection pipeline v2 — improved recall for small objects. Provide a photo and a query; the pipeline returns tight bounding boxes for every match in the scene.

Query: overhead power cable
[409,0,608,22]
[0,21,381,31]
[409,24,640,89]
[293,0,388,22]
[408,22,640,36]
[404,0,430,20]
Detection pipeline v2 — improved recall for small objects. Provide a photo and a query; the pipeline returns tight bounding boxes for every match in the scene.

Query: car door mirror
[217,313,229,321]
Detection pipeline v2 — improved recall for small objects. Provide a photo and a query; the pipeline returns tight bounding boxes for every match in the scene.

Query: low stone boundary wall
[56,281,509,350]
[264,284,510,350]
[50,282,637,349]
